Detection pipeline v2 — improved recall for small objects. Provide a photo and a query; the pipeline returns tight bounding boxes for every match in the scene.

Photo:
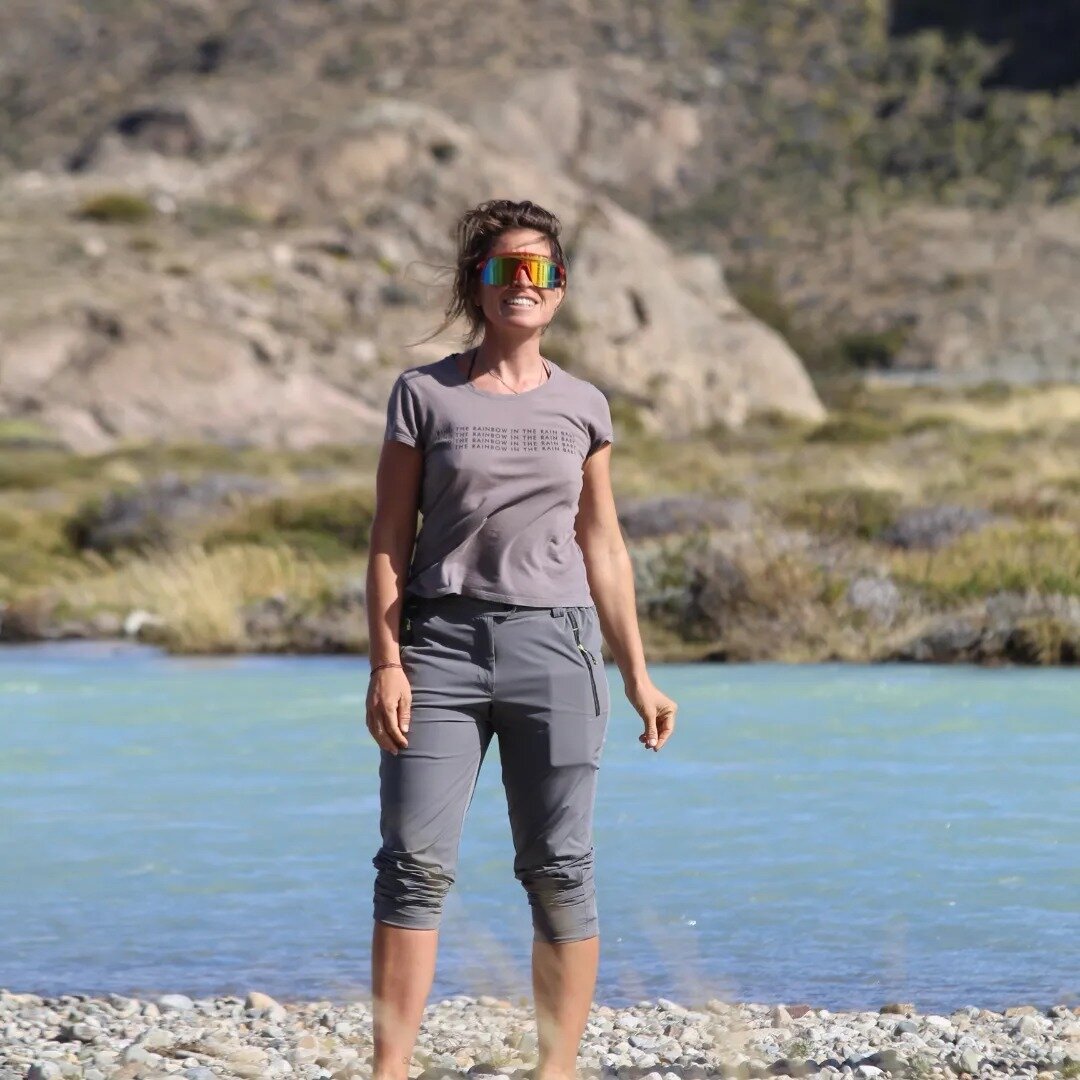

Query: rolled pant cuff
[373,904,443,931]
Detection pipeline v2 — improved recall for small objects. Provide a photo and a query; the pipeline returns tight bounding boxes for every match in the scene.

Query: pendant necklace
[467,347,549,394]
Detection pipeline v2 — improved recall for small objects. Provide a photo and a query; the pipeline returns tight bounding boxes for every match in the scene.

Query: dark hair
[421,199,567,346]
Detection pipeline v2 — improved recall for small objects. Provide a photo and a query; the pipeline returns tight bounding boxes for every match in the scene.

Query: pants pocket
[564,607,601,717]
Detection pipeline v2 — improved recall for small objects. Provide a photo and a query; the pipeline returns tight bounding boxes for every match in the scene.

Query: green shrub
[76,192,154,224]
[901,414,966,436]
[890,522,1080,601]
[781,486,903,540]
[609,397,647,437]
[962,379,1016,404]
[180,200,261,235]
[806,414,896,445]
[0,418,66,450]
[127,234,161,254]
[0,449,98,490]
[0,509,83,596]
[205,488,376,560]
[837,326,909,369]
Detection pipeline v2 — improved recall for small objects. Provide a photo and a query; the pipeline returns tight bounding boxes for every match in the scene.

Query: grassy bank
[1,382,1077,661]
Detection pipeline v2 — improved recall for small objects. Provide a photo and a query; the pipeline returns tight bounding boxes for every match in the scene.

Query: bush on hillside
[76,192,154,224]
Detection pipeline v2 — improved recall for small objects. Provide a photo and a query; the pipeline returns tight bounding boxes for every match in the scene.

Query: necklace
[466,347,549,394]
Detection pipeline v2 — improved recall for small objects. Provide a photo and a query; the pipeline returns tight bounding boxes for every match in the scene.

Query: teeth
[505,298,537,307]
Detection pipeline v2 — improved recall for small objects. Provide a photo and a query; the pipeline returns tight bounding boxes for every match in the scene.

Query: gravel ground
[2,989,1077,1080]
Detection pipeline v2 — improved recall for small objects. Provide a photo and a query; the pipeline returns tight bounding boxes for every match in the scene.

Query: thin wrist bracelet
[370,661,403,675]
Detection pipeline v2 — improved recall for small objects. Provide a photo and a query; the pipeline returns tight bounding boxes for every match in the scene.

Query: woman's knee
[372,848,454,929]
[516,850,598,943]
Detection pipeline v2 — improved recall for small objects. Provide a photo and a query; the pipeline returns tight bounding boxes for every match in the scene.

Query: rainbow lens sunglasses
[478,251,566,289]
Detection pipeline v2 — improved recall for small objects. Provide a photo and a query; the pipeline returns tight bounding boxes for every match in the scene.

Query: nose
[512,262,533,286]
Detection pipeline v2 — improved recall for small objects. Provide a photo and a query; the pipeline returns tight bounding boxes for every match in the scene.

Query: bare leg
[372,922,439,1080]
[532,936,599,1080]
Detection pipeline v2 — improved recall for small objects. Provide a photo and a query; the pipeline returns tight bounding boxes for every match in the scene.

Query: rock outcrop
[0,98,824,450]
[1,0,1079,438]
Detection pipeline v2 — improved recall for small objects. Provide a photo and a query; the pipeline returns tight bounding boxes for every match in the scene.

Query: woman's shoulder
[547,360,611,408]
[392,353,459,391]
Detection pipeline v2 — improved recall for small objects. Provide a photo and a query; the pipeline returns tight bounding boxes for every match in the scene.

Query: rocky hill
[0,95,823,450]
[1,0,1079,449]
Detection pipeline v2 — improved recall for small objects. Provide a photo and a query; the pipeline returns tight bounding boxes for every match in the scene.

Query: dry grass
[64,544,338,653]
[888,521,1080,603]
[894,384,1080,434]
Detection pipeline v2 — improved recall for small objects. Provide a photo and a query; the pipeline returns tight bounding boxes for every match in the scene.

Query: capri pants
[372,592,611,943]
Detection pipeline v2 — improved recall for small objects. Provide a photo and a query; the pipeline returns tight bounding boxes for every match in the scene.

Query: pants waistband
[405,593,592,618]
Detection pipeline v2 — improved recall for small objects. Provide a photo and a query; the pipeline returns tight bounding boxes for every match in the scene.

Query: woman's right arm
[365,439,423,754]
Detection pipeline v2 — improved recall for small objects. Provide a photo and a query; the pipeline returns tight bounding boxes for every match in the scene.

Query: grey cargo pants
[372,593,611,943]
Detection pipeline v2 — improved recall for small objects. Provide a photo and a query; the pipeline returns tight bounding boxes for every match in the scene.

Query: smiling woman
[363,198,677,1080]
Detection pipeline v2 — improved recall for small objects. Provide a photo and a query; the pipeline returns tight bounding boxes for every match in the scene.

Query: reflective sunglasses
[478,251,566,289]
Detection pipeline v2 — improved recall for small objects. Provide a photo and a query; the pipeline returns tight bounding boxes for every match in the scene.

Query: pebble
[156,994,194,1013]
[956,1048,982,1073]
[0,991,1075,1080]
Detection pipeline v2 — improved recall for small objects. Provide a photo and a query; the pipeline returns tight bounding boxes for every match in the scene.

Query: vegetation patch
[0,418,65,448]
[205,488,376,560]
[806,413,897,445]
[837,326,910,370]
[778,486,903,541]
[75,192,155,224]
[0,448,99,491]
[1007,615,1080,666]
[0,509,84,598]
[63,544,336,654]
[179,199,262,236]
[889,522,1080,603]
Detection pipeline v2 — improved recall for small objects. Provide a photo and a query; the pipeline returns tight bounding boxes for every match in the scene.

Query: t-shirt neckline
[450,351,560,400]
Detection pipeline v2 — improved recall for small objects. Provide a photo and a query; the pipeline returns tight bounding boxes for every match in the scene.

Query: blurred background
[0,0,1078,1011]
[0,0,1078,662]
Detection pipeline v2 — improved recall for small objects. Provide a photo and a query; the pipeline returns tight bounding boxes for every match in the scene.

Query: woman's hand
[366,667,412,754]
[625,678,677,752]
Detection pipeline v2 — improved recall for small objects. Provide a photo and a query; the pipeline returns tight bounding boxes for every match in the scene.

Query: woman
[365,198,677,1080]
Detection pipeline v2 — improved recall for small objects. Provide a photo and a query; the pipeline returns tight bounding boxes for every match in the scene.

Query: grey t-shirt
[383,351,615,606]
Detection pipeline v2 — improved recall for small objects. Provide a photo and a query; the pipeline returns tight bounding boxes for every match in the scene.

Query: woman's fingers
[366,676,411,754]
[379,695,409,750]
[367,713,397,753]
[638,699,677,752]
[641,710,658,750]
[654,703,676,750]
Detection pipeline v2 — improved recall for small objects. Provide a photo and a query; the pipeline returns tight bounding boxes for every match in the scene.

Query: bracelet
[370,661,403,676]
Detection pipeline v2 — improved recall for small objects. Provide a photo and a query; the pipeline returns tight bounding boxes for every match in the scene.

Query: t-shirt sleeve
[587,391,616,456]
[384,374,423,448]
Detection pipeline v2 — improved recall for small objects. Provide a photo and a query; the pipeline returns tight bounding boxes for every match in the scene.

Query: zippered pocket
[565,608,601,716]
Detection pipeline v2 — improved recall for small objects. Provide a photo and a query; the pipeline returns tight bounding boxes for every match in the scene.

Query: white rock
[923,1016,953,1032]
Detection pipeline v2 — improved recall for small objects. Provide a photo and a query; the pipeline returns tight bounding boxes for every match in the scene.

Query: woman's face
[474,228,565,337]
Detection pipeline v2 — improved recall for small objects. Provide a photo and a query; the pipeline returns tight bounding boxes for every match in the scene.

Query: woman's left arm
[576,444,677,751]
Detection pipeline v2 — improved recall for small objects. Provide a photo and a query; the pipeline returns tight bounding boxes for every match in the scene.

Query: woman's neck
[472,335,545,376]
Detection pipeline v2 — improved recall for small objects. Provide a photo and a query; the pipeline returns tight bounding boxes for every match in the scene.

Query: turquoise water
[1,642,1077,1011]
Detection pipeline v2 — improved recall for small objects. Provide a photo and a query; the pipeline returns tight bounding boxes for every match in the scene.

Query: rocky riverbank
[2,990,1077,1080]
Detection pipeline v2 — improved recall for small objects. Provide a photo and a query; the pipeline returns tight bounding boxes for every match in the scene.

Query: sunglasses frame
[477,250,567,289]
